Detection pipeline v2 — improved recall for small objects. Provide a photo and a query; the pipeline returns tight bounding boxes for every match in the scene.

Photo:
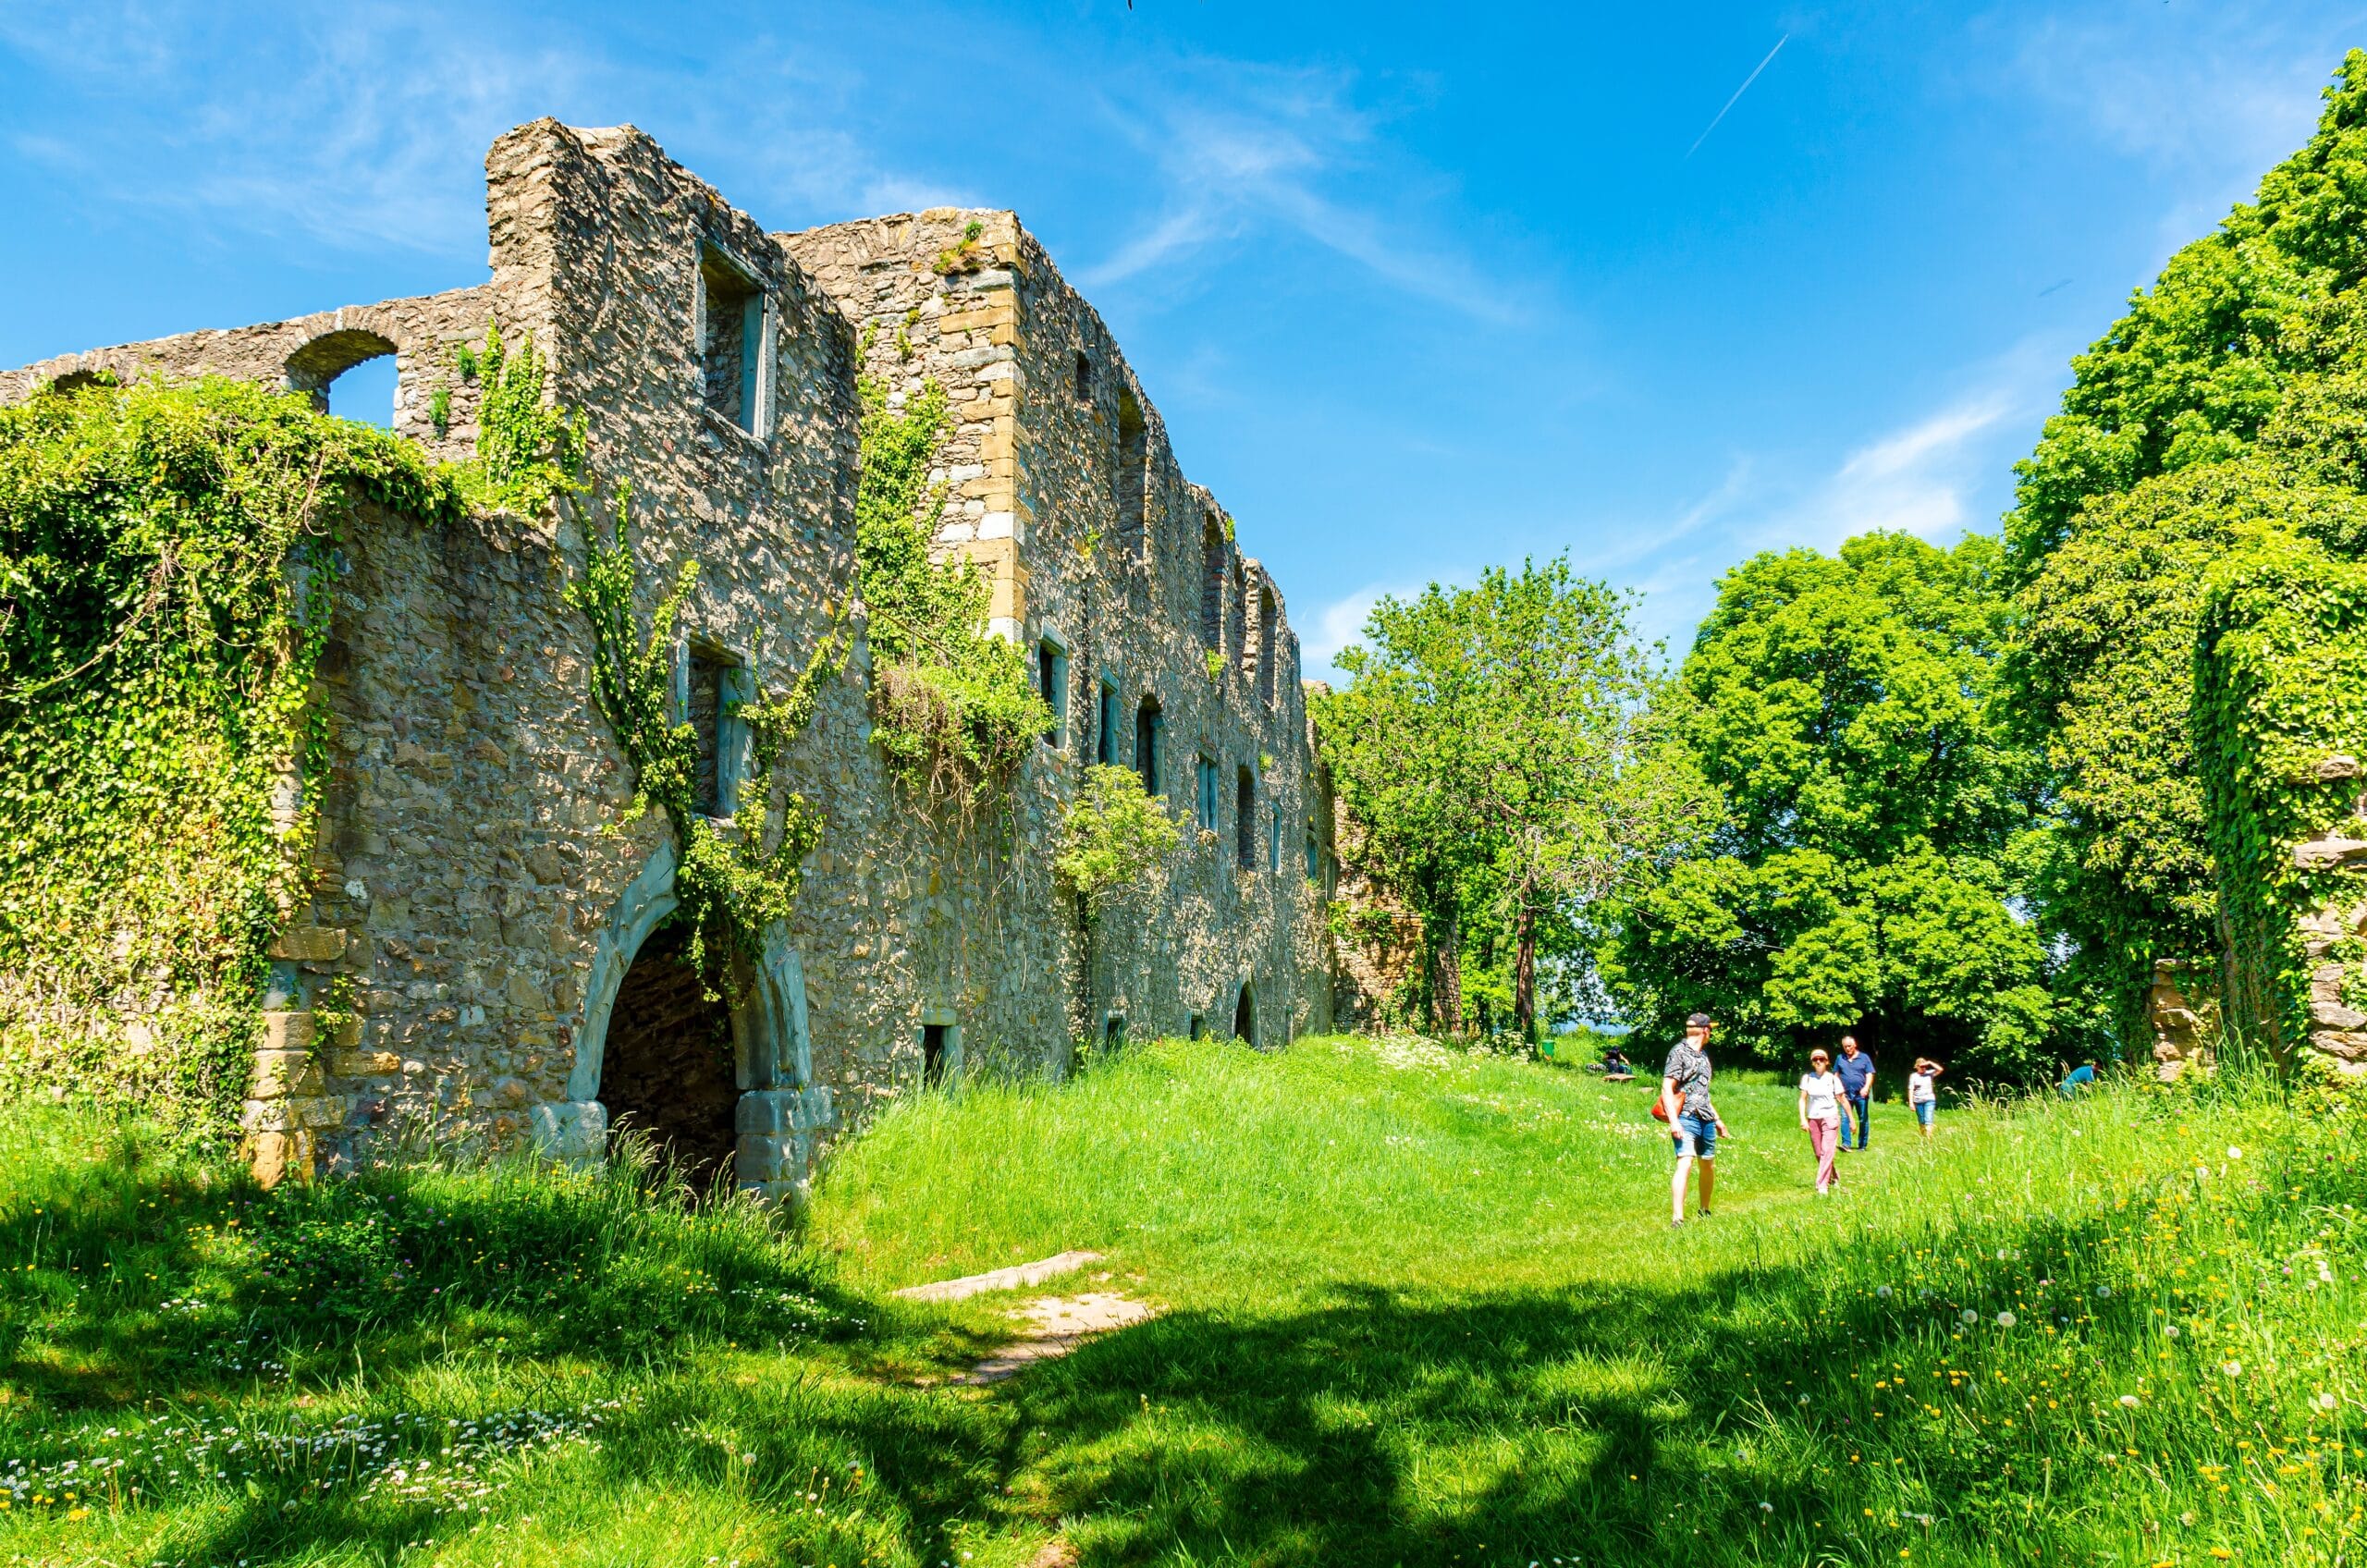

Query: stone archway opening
[597,916,739,1188]
[1233,982,1257,1047]
[286,328,399,427]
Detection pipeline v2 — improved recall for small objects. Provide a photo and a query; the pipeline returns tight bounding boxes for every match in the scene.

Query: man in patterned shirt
[1662,1011,1728,1227]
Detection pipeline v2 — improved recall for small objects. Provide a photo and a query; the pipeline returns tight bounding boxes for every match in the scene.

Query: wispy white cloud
[1075,61,1534,325]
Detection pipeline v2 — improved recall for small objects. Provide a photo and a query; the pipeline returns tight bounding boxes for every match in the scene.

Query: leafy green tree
[1054,763,1183,1046]
[1602,533,2055,1076]
[1318,558,1706,1045]
[1999,53,2367,1033]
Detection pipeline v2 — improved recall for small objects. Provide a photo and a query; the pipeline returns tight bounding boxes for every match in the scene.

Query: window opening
[686,650,732,817]
[699,245,765,433]
[287,328,399,426]
[1074,350,1092,400]
[1187,1013,1205,1041]
[1256,585,1279,707]
[1097,680,1119,766]
[1196,755,1220,832]
[923,1023,950,1086]
[1269,802,1282,872]
[1037,638,1069,747]
[1200,516,1227,653]
[1228,561,1248,676]
[1116,391,1148,560]
[1236,766,1256,869]
[1233,983,1257,1047]
[1134,696,1163,796]
[1103,1013,1126,1053]
[1306,815,1323,882]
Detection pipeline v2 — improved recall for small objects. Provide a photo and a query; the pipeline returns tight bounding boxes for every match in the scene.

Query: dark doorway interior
[1233,983,1257,1046]
[599,917,739,1189]
[923,1023,950,1086]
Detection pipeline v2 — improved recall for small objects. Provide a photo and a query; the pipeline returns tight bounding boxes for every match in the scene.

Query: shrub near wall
[2195,526,2367,1067]
[0,377,460,1144]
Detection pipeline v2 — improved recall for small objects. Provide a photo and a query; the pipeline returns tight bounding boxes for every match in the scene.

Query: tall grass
[1,1036,2361,1565]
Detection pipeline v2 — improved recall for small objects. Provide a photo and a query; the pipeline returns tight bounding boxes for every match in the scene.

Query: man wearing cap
[1662,1012,1727,1227]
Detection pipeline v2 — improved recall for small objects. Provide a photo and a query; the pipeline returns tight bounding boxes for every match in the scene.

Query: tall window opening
[699,245,765,434]
[686,649,735,817]
[1036,637,1069,748]
[1116,391,1148,560]
[1228,561,1248,677]
[923,1023,950,1086]
[1235,766,1256,869]
[1269,802,1282,872]
[1233,983,1257,1046]
[599,916,739,1189]
[1073,350,1093,400]
[1256,585,1279,706]
[1097,680,1119,766]
[1135,696,1164,796]
[1200,517,1227,653]
[1196,755,1220,832]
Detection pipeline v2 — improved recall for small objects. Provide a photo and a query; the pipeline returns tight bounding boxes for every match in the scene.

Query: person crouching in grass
[1797,1047,1845,1194]
[1908,1057,1942,1139]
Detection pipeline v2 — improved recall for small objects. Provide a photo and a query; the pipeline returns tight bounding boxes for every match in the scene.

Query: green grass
[3,1037,2364,1566]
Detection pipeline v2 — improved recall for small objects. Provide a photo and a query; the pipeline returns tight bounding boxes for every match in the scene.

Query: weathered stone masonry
[2,120,1343,1194]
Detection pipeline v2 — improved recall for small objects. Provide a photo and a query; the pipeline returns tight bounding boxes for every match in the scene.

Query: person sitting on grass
[1798,1047,1845,1194]
[1907,1057,1942,1140]
[2059,1058,2098,1097]
[1600,1043,1633,1082]
[1662,1012,1727,1227]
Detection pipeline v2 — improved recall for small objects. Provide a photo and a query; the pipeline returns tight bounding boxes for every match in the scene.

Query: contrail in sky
[1686,33,1789,158]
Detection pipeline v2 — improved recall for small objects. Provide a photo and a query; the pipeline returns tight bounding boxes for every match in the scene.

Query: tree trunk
[1428,901,1465,1037]
[1512,897,1538,1053]
[1070,889,1096,1060]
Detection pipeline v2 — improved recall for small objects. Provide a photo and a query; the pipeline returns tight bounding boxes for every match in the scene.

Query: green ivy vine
[566,488,843,986]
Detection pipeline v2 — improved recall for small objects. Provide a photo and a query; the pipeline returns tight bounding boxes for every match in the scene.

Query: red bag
[1650,1097,1671,1123]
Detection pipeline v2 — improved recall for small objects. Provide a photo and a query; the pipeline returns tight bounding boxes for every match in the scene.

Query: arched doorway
[597,916,739,1187]
[1233,981,1257,1047]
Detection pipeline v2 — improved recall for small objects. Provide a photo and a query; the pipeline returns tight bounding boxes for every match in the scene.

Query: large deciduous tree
[1316,558,1708,1045]
[1601,533,2055,1076]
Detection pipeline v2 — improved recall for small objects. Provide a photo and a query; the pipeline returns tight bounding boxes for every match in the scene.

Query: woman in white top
[1797,1047,1845,1194]
[1908,1058,1943,1140]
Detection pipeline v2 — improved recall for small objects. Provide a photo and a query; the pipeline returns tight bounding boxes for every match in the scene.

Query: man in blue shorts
[1662,1012,1728,1226]
[1834,1033,1875,1150]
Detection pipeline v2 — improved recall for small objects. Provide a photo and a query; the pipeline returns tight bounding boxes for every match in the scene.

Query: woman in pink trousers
[1797,1047,1845,1194]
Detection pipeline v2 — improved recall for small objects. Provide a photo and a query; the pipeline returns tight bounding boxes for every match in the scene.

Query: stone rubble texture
[2,120,1387,1194]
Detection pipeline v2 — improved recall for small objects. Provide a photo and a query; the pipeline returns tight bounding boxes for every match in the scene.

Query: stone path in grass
[896,1252,1159,1384]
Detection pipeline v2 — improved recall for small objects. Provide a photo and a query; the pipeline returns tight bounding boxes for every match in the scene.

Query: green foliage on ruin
[1600,533,2058,1077]
[452,323,585,517]
[852,374,1050,800]
[0,375,463,1142]
[1055,764,1181,905]
[2001,51,2367,1034]
[565,492,845,987]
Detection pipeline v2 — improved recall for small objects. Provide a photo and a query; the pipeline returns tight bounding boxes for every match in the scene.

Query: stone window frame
[1134,695,1164,797]
[1096,676,1121,766]
[1196,753,1220,833]
[919,1007,963,1087]
[694,239,777,442]
[674,637,754,819]
[1036,624,1071,750]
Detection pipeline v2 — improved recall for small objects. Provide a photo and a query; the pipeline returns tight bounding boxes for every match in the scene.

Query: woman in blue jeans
[1662,1012,1728,1226]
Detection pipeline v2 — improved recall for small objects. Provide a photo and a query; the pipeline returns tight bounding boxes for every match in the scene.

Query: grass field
[2,1036,2362,1566]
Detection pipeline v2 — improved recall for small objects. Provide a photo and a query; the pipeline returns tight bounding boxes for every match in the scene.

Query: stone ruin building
[0,119,1352,1197]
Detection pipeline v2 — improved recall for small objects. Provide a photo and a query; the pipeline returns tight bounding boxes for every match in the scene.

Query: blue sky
[3,1,2361,669]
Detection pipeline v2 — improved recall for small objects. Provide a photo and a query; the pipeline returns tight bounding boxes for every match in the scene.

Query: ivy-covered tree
[1601,532,2055,1077]
[2000,52,2367,1034]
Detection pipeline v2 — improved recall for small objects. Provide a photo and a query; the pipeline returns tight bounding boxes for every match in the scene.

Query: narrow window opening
[1036,638,1069,747]
[1097,680,1119,766]
[1102,1013,1126,1053]
[1074,350,1093,400]
[1256,585,1279,707]
[923,1023,950,1086]
[1116,391,1148,559]
[1306,816,1322,882]
[1269,802,1282,873]
[1236,766,1256,869]
[687,650,732,817]
[1228,561,1248,676]
[1200,517,1226,653]
[1233,983,1257,1046]
[1187,1013,1204,1041]
[1196,755,1220,832]
[1134,696,1163,796]
[699,246,764,433]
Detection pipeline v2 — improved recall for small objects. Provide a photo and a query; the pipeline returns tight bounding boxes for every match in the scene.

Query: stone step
[891,1249,1104,1303]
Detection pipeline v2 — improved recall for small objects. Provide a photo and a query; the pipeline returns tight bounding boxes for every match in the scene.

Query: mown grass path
[2,1038,2361,1567]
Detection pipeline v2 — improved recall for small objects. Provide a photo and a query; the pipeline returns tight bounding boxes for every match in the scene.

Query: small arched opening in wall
[1200,516,1227,653]
[599,915,740,1187]
[285,329,401,427]
[44,369,114,397]
[1233,981,1257,1047]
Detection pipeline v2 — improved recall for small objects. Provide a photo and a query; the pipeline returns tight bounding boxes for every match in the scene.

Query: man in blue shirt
[2059,1059,2097,1097]
[1834,1034,1875,1150]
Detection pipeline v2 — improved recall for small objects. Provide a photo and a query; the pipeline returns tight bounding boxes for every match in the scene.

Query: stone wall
[6,119,1342,1194]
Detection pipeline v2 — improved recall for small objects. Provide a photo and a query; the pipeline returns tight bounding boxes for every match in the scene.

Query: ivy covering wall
[0,376,461,1142]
